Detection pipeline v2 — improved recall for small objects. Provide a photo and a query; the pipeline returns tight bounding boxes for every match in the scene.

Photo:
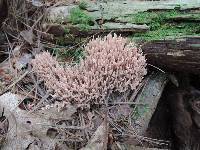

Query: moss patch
[134,23,200,41]
[126,10,179,29]
[50,46,85,64]
[129,10,200,41]
[52,35,86,63]
[69,7,94,31]
[79,1,88,10]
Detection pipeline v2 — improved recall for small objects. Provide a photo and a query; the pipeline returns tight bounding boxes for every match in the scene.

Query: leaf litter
[0,0,171,149]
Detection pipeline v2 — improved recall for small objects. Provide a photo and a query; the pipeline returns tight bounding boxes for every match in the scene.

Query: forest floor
[0,0,200,150]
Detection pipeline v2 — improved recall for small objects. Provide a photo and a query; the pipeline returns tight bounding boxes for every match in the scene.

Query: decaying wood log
[44,23,149,37]
[69,23,149,36]
[42,31,200,74]
[115,72,169,148]
[133,72,168,135]
[167,14,200,22]
[141,36,200,73]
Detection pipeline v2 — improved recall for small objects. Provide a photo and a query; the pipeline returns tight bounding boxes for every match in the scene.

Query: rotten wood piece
[116,72,169,148]
[167,14,200,22]
[44,23,149,37]
[141,36,200,74]
[133,72,168,135]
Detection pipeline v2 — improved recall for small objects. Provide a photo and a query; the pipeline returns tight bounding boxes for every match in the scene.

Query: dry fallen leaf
[31,0,43,7]
[37,103,77,120]
[12,45,22,56]
[81,120,108,150]
[14,53,32,70]
[0,93,65,149]
[20,30,34,44]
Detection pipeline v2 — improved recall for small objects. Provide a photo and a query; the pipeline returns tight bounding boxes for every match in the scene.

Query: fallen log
[141,36,200,73]
[69,23,149,36]
[42,25,200,74]
[43,23,149,37]
[113,72,170,148]
[133,72,168,135]
[167,14,200,22]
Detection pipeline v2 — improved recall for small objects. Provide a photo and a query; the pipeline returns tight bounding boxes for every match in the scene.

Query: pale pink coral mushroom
[31,34,147,104]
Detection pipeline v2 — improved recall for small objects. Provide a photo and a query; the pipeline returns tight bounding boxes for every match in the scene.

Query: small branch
[108,102,148,105]
[4,71,30,92]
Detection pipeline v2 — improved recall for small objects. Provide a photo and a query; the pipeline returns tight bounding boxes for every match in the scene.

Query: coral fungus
[31,34,147,104]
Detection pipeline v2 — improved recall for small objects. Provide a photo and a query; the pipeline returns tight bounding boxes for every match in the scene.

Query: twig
[0,71,30,96]
[148,63,166,73]
[108,119,123,134]
[80,113,90,141]
[39,124,90,130]
[28,91,50,113]
[129,79,147,102]
[6,71,30,91]
[108,102,148,105]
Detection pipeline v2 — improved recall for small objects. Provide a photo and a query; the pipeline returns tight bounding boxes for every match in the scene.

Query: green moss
[59,48,85,63]
[77,24,90,31]
[79,1,88,10]
[69,7,94,31]
[133,105,149,120]
[130,11,158,24]
[53,35,85,63]
[134,23,200,41]
[129,10,180,30]
[69,7,90,25]
[168,13,200,20]
[64,27,70,34]
[50,47,85,64]
[55,34,76,46]
[55,37,66,46]
[129,10,200,41]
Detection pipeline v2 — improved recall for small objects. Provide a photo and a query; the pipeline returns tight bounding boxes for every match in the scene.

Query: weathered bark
[133,72,168,135]
[167,14,200,22]
[44,23,149,37]
[141,36,200,73]
[110,72,169,148]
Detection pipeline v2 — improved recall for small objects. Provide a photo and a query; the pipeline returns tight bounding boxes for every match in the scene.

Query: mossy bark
[142,36,200,73]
